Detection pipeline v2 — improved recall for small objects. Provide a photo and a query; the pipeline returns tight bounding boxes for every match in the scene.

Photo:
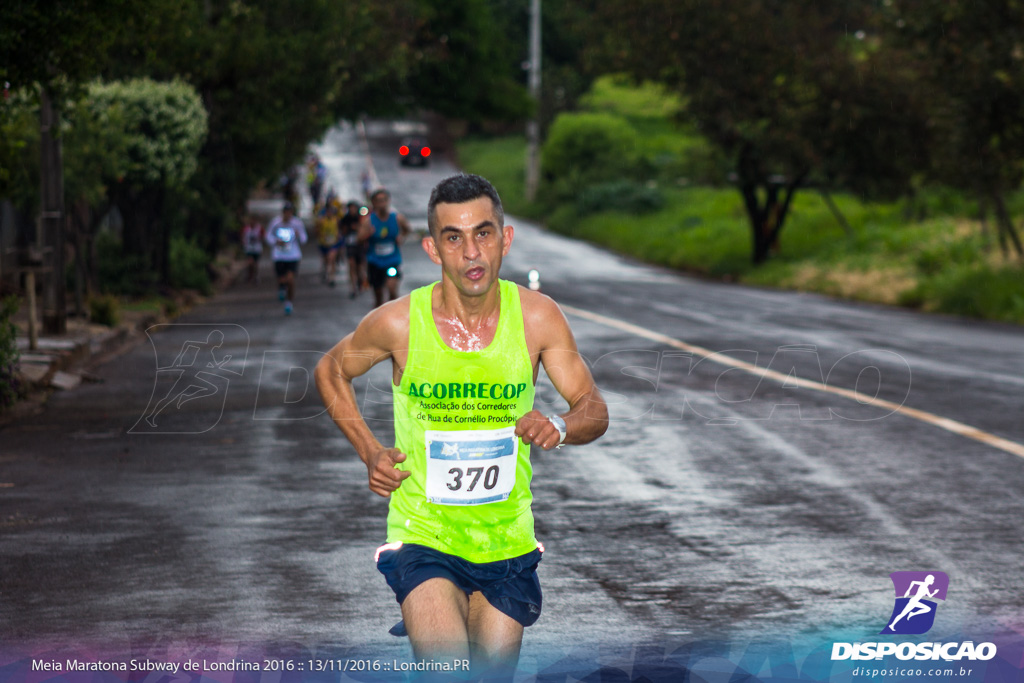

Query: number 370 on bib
[424,426,518,505]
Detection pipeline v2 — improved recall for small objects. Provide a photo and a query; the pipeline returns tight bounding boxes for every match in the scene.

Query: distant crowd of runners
[240,155,410,315]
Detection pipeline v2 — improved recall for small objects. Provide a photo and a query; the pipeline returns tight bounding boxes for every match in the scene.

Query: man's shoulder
[354,296,412,348]
[515,285,566,329]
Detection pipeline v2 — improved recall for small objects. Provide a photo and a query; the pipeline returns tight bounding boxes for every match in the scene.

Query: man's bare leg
[285,272,296,301]
[401,578,471,662]
[467,591,523,676]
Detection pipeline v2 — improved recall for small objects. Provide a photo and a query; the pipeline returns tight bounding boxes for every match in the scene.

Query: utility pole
[39,86,66,334]
[524,0,541,202]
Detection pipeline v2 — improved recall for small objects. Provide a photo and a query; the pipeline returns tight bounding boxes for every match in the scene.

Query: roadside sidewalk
[2,184,298,426]
[2,253,249,426]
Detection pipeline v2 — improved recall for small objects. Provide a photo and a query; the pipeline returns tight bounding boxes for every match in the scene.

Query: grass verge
[457,134,1024,324]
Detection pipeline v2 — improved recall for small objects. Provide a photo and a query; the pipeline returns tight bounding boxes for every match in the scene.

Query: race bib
[276,226,294,243]
[374,242,396,257]
[425,426,518,506]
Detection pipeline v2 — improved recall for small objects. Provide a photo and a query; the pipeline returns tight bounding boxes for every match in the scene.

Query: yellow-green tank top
[388,279,537,562]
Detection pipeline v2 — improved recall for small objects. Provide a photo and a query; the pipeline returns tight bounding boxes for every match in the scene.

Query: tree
[403,0,532,122]
[101,0,432,249]
[541,111,639,198]
[0,90,40,214]
[98,0,535,252]
[488,0,600,118]
[588,0,927,263]
[89,79,207,283]
[5,0,558,285]
[0,0,145,103]
[886,0,1024,258]
[62,88,131,309]
[1,0,147,332]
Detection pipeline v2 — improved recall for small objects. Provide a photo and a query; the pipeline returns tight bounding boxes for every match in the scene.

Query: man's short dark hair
[370,188,389,202]
[427,174,504,237]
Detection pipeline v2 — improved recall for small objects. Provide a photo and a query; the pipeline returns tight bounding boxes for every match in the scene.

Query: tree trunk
[821,190,853,237]
[991,189,1024,259]
[118,186,168,279]
[39,87,67,334]
[737,145,808,265]
[69,200,87,317]
[154,186,169,284]
[977,193,991,251]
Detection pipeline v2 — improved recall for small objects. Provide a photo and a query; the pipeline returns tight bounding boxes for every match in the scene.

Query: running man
[267,201,308,315]
[315,202,341,287]
[889,574,939,631]
[359,188,411,308]
[315,174,608,676]
[240,216,265,284]
[340,200,368,298]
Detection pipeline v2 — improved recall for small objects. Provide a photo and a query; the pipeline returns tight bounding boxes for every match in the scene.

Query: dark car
[399,137,432,167]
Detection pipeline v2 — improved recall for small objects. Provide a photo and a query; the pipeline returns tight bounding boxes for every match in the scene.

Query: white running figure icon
[144,330,231,428]
[889,574,940,631]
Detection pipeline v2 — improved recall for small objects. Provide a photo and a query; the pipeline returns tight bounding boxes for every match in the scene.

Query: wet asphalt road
[2,121,1024,674]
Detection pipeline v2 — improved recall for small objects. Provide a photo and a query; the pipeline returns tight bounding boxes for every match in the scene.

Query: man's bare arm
[357,215,374,241]
[314,301,412,496]
[396,213,412,244]
[515,292,608,450]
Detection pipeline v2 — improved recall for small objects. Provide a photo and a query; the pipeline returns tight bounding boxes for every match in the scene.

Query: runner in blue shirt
[359,188,412,307]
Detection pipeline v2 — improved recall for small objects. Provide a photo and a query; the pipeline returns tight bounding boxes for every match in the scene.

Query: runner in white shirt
[265,201,308,315]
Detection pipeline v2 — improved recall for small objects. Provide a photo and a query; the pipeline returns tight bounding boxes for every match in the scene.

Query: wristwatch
[547,414,567,447]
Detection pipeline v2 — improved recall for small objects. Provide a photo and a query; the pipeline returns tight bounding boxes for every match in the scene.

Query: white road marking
[562,304,1024,460]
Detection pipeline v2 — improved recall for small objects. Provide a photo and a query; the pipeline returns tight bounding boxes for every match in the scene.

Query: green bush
[89,294,121,327]
[903,188,979,221]
[0,295,23,409]
[575,180,664,215]
[913,238,983,276]
[96,231,158,296]
[578,74,686,120]
[169,235,212,295]
[456,136,538,218]
[541,112,640,198]
[915,265,1024,323]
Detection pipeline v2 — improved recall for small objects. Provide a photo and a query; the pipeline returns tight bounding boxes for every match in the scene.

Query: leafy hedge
[541,112,640,199]
[575,180,664,215]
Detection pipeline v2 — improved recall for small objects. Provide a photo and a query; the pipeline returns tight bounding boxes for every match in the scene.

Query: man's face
[423,197,513,297]
[371,193,390,214]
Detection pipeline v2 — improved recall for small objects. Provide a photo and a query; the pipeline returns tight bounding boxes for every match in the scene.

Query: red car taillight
[399,145,409,155]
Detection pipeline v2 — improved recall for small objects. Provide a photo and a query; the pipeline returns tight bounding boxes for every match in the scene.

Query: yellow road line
[562,303,1024,460]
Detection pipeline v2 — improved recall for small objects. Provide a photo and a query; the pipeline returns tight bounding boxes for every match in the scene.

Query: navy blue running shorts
[367,262,401,289]
[376,542,543,628]
[274,260,299,277]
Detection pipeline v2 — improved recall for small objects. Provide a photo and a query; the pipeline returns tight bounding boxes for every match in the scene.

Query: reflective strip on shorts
[374,541,404,563]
